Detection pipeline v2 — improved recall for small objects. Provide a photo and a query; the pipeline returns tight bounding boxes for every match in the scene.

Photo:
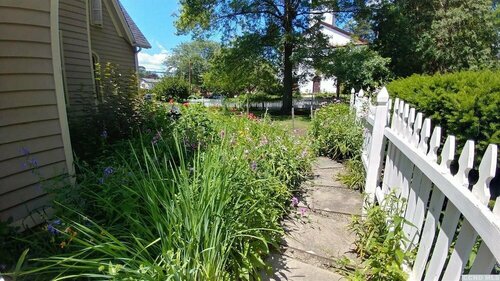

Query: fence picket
[423,140,475,280]
[382,99,400,197]
[469,193,499,273]
[405,124,439,248]
[409,135,456,281]
[441,144,498,280]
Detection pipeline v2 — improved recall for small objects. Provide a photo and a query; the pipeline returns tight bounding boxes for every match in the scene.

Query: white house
[140,78,161,90]
[298,13,365,95]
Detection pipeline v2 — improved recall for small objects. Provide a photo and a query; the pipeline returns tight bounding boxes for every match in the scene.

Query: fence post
[350,88,355,110]
[364,87,390,204]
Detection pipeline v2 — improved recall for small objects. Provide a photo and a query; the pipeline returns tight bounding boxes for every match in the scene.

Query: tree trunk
[281,0,294,115]
[282,43,293,114]
[336,80,341,99]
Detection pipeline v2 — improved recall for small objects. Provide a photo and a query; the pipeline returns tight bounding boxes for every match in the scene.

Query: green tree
[164,40,220,88]
[350,0,498,76]
[203,34,281,95]
[153,77,190,101]
[176,0,354,114]
[317,44,392,94]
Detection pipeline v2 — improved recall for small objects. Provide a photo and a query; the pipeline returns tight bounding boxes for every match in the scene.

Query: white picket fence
[351,87,499,280]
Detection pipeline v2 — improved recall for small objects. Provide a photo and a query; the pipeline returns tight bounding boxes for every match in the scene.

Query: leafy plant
[341,193,414,281]
[338,157,365,190]
[310,103,363,161]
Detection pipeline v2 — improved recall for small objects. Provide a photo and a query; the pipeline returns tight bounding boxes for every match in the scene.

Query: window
[90,0,103,26]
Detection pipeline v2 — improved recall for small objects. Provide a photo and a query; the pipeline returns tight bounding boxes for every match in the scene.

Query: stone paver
[264,157,362,280]
[262,254,343,281]
[302,185,363,215]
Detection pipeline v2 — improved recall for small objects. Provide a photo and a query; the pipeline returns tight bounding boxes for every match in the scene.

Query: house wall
[90,0,136,75]
[59,0,96,115]
[0,0,73,229]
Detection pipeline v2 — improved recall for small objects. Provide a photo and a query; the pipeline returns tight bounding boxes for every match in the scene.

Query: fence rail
[188,97,335,110]
[351,87,499,280]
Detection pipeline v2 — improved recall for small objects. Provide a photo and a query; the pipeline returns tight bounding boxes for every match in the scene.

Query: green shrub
[310,104,363,161]
[153,77,190,101]
[387,70,500,161]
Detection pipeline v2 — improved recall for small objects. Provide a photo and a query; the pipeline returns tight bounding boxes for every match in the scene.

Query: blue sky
[121,0,191,72]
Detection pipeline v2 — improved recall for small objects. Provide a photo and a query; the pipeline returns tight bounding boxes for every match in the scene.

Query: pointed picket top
[398,100,406,134]
[410,113,423,147]
[406,107,416,140]
[427,126,442,162]
[440,135,456,172]
[471,144,498,205]
[351,88,355,95]
[456,140,475,187]
[391,98,400,129]
[398,102,408,136]
[377,86,390,105]
[358,89,365,98]
[417,118,431,154]
[386,98,393,125]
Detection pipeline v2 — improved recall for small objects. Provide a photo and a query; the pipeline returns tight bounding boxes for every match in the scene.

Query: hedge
[387,70,500,162]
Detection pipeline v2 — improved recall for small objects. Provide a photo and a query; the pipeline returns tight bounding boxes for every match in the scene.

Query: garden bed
[2,104,313,280]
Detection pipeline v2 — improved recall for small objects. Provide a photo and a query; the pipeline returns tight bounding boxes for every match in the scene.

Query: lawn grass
[249,109,311,134]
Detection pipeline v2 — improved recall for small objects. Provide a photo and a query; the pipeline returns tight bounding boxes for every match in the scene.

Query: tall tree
[351,0,498,76]
[164,40,220,87]
[176,0,354,113]
[203,34,280,95]
[317,44,392,93]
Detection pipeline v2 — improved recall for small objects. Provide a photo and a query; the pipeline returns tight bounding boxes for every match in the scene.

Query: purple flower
[100,130,108,139]
[28,158,38,168]
[250,161,258,171]
[291,197,299,207]
[152,131,161,144]
[300,207,307,216]
[103,167,114,177]
[20,147,30,156]
[47,223,59,235]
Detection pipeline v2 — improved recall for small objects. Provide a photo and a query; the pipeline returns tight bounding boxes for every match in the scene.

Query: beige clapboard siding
[59,0,95,114]
[90,0,136,73]
[0,41,52,58]
[0,134,63,162]
[0,147,66,179]
[0,0,70,228]
[0,90,57,110]
[0,58,53,74]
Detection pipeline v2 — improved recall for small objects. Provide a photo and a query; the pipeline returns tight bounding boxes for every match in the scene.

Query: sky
[120,0,191,72]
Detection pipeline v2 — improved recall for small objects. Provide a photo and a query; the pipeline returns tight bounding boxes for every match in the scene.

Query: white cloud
[138,41,169,72]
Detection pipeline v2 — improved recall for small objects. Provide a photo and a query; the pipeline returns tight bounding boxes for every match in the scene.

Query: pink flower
[291,197,299,207]
[299,207,307,216]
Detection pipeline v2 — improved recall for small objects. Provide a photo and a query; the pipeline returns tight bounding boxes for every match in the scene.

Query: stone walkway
[262,157,363,280]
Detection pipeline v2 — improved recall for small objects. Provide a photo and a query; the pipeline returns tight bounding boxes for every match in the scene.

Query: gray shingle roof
[117,0,151,49]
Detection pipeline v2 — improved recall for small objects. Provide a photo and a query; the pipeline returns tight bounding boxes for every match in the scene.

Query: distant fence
[352,87,499,280]
[188,97,335,110]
